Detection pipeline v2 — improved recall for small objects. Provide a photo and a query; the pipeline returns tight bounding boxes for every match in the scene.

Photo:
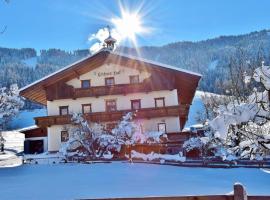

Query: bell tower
[104,25,117,51]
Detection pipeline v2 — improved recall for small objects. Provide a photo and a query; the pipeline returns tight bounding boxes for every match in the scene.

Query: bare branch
[0,25,7,34]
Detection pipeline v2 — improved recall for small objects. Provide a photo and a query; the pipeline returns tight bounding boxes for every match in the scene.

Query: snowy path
[0,152,22,168]
[0,162,269,200]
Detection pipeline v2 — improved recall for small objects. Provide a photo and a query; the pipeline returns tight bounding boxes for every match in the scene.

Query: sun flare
[110,1,152,48]
[112,11,143,42]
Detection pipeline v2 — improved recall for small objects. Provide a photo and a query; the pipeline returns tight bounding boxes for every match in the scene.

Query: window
[158,123,166,133]
[81,80,91,88]
[155,97,165,107]
[82,104,92,114]
[129,75,139,84]
[106,123,118,132]
[106,99,117,112]
[61,131,69,142]
[131,99,141,110]
[105,77,115,86]
[59,106,69,115]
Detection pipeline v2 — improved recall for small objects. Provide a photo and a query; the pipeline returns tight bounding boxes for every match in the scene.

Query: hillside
[1,29,270,99]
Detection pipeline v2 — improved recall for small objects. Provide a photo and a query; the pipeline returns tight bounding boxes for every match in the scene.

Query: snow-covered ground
[0,163,269,200]
[0,151,23,168]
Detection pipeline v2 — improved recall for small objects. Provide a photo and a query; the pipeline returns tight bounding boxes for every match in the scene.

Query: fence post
[234,183,247,200]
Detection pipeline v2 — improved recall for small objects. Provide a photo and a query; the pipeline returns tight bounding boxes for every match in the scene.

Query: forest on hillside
[1,29,270,108]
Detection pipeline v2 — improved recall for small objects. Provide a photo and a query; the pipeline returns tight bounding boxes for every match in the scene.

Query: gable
[66,63,151,88]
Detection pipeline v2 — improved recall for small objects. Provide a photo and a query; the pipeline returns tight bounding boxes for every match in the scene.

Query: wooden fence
[82,183,270,200]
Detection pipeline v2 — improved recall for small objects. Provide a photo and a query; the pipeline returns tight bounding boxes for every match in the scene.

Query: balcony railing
[35,105,188,127]
[74,83,158,99]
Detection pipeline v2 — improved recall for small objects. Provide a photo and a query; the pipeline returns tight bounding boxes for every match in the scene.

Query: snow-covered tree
[60,112,167,160]
[0,84,24,131]
[0,84,23,153]
[111,112,167,145]
[185,61,270,160]
[59,113,108,159]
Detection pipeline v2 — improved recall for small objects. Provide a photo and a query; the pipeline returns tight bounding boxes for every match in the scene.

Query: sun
[110,1,151,47]
[112,11,143,42]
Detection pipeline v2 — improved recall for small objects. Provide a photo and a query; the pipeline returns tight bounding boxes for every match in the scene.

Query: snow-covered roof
[111,51,202,77]
[16,125,38,132]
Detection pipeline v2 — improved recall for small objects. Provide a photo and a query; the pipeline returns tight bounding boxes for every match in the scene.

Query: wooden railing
[81,183,269,200]
[74,83,156,98]
[46,79,174,101]
[35,105,187,127]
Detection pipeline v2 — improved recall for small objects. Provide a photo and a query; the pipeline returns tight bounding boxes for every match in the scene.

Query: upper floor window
[106,99,117,112]
[82,104,92,114]
[59,106,69,115]
[105,77,115,86]
[158,123,166,133]
[81,80,91,88]
[61,131,69,142]
[129,75,139,84]
[155,97,165,107]
[131,99,141,110]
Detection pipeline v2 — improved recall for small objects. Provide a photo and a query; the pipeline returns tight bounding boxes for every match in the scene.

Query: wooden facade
[20,127,47,138]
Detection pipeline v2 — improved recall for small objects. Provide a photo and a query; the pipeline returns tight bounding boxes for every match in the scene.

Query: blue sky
[1,0,270,51]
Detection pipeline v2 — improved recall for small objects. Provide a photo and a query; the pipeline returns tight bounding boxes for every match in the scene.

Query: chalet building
[19,35,201,153]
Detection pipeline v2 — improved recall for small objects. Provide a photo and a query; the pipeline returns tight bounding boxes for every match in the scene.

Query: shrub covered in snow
[185,62,270,160]
[0,84,24,131]
[0,84,24,150]
[60,112,167,160]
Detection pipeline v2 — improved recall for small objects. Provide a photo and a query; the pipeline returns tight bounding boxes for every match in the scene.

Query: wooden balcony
[46,76,175,101]
[35,105,188,127]
[74,83,152,98]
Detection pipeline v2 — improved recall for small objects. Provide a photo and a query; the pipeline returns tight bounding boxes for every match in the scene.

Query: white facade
[46,63,182,152]
[47,90,178,115]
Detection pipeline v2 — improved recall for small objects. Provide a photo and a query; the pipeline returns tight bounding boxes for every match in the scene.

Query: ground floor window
[158,123,166,133]
[61,131,69,142]
[106,99,117,112]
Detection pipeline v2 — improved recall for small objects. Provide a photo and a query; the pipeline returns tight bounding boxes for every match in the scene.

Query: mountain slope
[1,29,270,96]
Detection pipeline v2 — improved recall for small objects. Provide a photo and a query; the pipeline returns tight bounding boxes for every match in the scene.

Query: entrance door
[28,140,44,154]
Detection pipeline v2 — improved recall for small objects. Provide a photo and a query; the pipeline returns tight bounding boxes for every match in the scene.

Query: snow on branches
[0,84,24,131]
[60,112,166,160]
[185,62,270,160]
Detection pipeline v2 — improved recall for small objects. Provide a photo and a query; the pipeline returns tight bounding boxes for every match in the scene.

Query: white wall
[48,125,65,152]
[47,116,180,152]
[47,90,178,115]
[66,64,150,88]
